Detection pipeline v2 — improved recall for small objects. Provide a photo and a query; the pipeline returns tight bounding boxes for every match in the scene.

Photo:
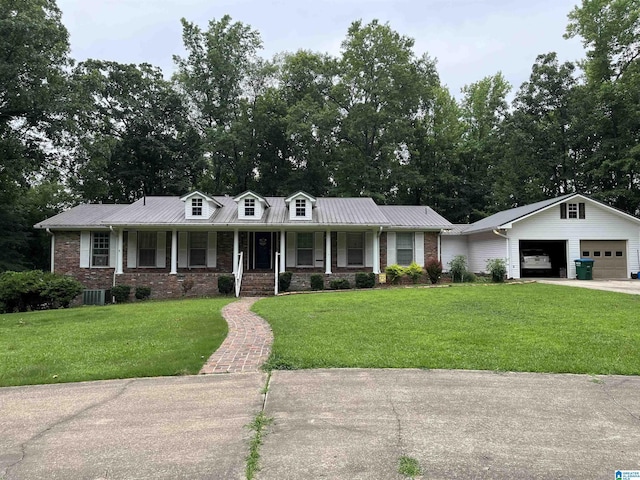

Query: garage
[519,240,567,278]
[580,240,627,278]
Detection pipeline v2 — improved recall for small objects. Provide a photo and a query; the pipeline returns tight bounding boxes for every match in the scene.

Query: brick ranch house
[35,190,452,298]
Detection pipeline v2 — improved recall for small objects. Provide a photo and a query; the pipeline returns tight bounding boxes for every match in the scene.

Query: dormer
[180,191,222,220]
[285,191,316,221]
[233,191,269,220]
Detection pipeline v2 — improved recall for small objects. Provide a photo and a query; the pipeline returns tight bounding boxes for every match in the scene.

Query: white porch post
[279,229,286,272]
[50,231,55,273]
[325,230,332,274]
[116,229,123,274]
[170,229,177,274]
[233,229,239,274]
[373,229,381,274]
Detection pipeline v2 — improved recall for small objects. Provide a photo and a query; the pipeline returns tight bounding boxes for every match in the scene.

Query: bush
[448,255,468,283]
[486,258,507,283]
[310,274,324,291]
[279,271,293,292]
[41,274,83,308]
[355,272,375,289]
[329,278,350,290]
[135,286,152,300]
[111,285,131,303]
[463,272,477,283]
[218,275,234,295]
[405,262,423,283]
[385,264,405,284]
[0,271,83,312]
[425,258,443,284]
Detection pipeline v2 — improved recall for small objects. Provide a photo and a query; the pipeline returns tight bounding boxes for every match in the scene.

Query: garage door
[580,241,627,278]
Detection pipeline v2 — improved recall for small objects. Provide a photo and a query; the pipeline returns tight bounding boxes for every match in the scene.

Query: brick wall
[54,232,115,290]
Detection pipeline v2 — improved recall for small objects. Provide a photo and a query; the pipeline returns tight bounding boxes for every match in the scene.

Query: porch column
[116,229,124,274]
[50,231,55,273]
[373,229,381,274]
[170,229,177,274]
[279,229,286,272]
[325,230,332,274]
[233,229,239,274]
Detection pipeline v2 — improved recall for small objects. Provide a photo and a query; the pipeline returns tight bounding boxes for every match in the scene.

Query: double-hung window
[396,232,414,266]
[244,198,255,217]
[297,233,313,266]
[92,232,110,267]
[191,198,203,216]
[295,199,306,217]
[561,202,585,219]
[189,232,207,267]
[138,232,157,267]
[347,233,364,266]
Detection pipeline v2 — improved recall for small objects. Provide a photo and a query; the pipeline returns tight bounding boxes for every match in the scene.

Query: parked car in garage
[521,249,552,270]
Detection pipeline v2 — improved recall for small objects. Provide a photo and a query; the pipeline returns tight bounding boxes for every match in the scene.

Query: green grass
[0,298,233,387]
[253,283,640,375]
[398,456,422,478]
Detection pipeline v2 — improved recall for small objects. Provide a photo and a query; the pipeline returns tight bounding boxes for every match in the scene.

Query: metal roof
[34,204,128,229]
[378,206,452,229]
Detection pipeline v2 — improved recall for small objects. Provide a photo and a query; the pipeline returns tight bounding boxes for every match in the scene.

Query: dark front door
[255,232,272,269]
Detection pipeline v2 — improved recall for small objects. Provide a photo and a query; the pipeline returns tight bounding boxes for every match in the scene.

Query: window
[191,198,203,216]
[605,251,612,257]
[561,202,585,219]
[244,198,255,217]
[189,232,207,266]
[347,233,364,266]
[582,251,590,257]
[616,251,623,257]
[568,203,578,219]
[92,232,110,267]
[297,233,313,266]
[295,199,306,217]
[396,232,414,266]
[593,251,601,257]
[138,232,157,267]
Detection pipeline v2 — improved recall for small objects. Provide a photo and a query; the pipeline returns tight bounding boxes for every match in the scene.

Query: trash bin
[574,259,594,280]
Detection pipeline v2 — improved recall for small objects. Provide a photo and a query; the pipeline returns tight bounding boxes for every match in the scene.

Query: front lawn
[253,283,640,375]
[0,298,233,387]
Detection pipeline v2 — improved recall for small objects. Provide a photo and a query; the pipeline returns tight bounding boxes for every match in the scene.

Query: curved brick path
[199,297,273,374]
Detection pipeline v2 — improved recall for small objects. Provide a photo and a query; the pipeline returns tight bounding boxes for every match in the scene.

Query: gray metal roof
[378,206,452,230]
[442,224,470,235]
[34,204,128,229]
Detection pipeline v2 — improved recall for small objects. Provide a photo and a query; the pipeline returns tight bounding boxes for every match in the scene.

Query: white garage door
[580,241,627,278]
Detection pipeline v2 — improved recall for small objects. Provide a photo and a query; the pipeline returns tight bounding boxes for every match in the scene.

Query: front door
[255,232,272,269]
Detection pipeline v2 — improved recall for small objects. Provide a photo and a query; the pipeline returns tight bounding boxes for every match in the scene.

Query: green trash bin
[575,259,594,280]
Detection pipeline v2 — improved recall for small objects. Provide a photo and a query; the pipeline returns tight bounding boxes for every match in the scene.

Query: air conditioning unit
[83,289,108,306]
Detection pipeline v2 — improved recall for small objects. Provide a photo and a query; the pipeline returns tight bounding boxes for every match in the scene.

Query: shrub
[135,286,152,300]
[218,275,234,295]
[405,262,423,283]
[355,272,375,289]
[425,258,443,284]
[41,274,83,308]
[329,278,350,290]
[0,271,83,312]
[111,285,131,303]
[279,271,293,292]
[486,258,507,283]
[385,264,405,284]
[463,272,477,283]
[448,255,468,283]
[310,274,324,291]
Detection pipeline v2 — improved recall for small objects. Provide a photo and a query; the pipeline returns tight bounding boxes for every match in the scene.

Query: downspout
[492,229,510,279]
[438,230,442,263]
[46,228,54,273]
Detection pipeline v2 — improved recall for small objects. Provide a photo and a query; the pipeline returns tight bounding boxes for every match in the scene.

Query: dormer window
[191,198,203,216]
[295,199,306,217]
[245,198,255,217]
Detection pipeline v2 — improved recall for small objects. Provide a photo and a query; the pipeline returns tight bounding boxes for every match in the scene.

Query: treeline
[1,0,639,271]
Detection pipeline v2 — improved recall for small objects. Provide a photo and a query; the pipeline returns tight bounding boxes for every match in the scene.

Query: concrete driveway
[538,278,640,295]
[2,370,640,480]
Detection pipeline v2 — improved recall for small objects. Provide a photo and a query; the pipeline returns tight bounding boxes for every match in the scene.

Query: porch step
[240,273,276,296]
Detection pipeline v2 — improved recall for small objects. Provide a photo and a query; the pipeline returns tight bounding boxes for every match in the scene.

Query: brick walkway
[199,297,273,374]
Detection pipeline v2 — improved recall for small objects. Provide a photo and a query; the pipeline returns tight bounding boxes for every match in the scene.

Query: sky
[56,0,587,99]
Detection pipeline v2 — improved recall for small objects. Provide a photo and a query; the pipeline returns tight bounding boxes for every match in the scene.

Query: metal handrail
[234,251,244,297]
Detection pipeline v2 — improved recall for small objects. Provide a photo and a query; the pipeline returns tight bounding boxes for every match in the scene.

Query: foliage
[181,278,194,296]
[425,258,443,284]
[486,258,507,283]
[218,275,234,295]
[310,274,324,291]
[385,264,405,284]
[40,273,83,308]
[135,286,152,300]
[448,255,469,283]
[111,285,131,303]
[0,298,233,386]
[278,271,292,292]
[355,272,375,289]
[329,278,351,290]
[0,271,82,313]
[405,262,424,283]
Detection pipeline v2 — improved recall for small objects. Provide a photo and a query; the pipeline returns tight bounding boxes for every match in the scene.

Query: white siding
[441,236,468,272]
[467,231,507,274]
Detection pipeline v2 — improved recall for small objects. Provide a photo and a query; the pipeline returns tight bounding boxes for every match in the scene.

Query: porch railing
[234,251,244,298]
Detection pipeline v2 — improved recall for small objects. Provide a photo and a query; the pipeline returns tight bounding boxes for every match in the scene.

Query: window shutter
[109,231,117,267]
[414,232,424,266]
[286,232,295,267]
[386,232,397,265]
[365,232,373,267]
[560,203,567,219]
[337,232,347,267]
[207,232,217,268]
[578,202,585,219]
[178,232,188,268]
[80,231,90,268]
[314,232,324,268]
[127,231,137,268]
[156,232,166,268]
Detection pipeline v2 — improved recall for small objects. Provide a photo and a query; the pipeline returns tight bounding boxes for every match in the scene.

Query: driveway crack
[3,379,135,478]
[600,380,640,423]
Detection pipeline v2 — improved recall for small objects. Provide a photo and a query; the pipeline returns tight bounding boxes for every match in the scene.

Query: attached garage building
[441,194,640,279]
